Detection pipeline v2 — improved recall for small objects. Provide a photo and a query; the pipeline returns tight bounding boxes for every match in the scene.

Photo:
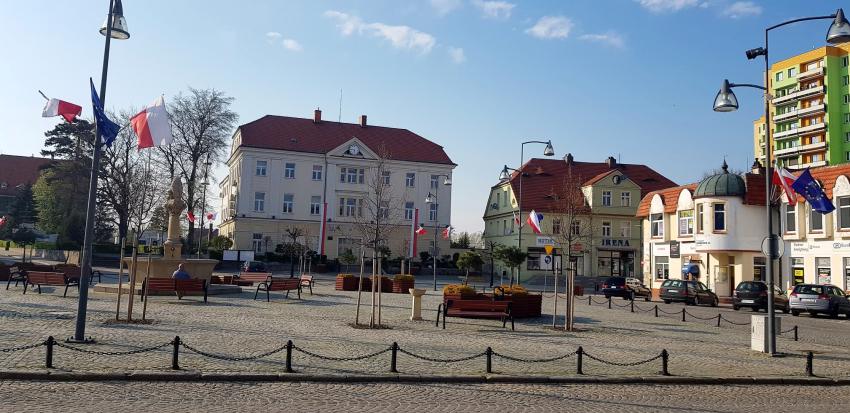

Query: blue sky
[0,0,845,232]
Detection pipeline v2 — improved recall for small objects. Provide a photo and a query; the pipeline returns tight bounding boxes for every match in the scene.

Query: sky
[0,0,845,233]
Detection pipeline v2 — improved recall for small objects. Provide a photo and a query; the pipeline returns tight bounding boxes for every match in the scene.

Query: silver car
[789,284,850,318]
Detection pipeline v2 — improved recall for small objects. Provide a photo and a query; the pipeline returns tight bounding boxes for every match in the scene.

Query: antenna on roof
[338,88,343,124]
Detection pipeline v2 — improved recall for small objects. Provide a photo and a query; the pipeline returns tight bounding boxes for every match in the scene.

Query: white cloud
[430,0,462,15]
[722,1,762,19]
[324,10,436,54]
[448,47,466,63]
[525,16,573,39]
[281,39,303,52]
[265,31,282,43]
[472,0,515,20]
[636,0,699,13]
[579,32,625,48]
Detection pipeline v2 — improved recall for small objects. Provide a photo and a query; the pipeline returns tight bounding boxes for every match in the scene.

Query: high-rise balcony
[798,160,827,169]
[773,122,825,139]
[773,103,825,122]
[771,85,825,105]
[799,141,827,153]
[796,66,825,81]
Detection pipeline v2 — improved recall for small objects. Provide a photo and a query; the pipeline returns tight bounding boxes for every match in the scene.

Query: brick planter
[336,276,373,291]
[501,294,542,318]
[392,279,415,294]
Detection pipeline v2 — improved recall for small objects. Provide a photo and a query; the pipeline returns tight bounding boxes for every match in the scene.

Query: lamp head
[100,0,130,39]
[713,79,739,113]
[745,47,766,60]
[499,165,511,181]
[443,177,452,186]
[425,193,435,204]
[543,140,555,156]
[827,8,850,44]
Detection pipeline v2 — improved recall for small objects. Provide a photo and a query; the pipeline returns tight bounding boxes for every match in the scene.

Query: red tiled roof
[0,155,56,197]
[636,184,698,218]
[236,115,455,165]
[507,158,677,213]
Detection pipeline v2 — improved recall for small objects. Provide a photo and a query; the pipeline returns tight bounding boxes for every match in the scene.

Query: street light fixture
[99,0,130,39]
[425,174,452,291]
[514,140,555,285]
[714,8,850,356]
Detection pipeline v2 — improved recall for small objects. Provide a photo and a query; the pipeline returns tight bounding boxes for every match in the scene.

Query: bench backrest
[300,274,313,283]
[146,278,206,291]
[268,277,301,290]
[446,300,510,312]
[27,272,67,285]
[20,264,55,272]
[175,279,206,290]
[239,272,272,283]
[53,265,82,278]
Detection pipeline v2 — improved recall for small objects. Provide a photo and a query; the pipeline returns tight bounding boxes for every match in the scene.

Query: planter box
[336,276,373,291]
[503,294,542,318]
[392,279,415,294]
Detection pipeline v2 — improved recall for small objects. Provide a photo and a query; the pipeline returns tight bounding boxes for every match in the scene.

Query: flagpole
[71,0,116,343]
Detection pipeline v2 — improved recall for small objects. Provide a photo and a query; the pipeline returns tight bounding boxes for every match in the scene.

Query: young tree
[208,235,233,251]
[481,240,500,287]
[283,227,304,277]
[494,245,527,287]
[450,231,471,249]
[338,249,357,273]
[456,251,484,285]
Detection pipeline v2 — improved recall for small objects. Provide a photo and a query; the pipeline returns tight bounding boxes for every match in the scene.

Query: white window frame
[620,222,631,238]
[406,172,416,188]
[310,196,321,215]
[570,220,580,236]
[382,170,391,186]
[254,192,265,212]
[256,160,267,176]
[620,191,631,207]
[429,203,438,221]
[430,175,439,189]
[678,210,694,236]
[785,203,797,233]
[282,193,294,214]
[809,206,824,232]
[312,165,323,181]
[713,203,726,232]
[601,221,611,237]
[650,213,664,238]
[404,202,414,220]
[696,204,704,233]
[284,162,296,179]
[338,197,362,217]
[602,191,612,207]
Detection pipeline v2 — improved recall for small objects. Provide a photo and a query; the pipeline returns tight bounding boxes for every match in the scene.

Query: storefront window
[791,257,805,285]
[753,257,766,282]
[816,257,831,284]
[655,256,669,280]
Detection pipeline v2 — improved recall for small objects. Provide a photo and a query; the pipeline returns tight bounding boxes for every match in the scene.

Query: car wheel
[791,310,800,316]
[732,305,739,311]
[750,306,759,312]
[782,305,790,314]
[830,306,840,319]
[711,297,719,307]
[644,295,651,302]
[663,300,671,304]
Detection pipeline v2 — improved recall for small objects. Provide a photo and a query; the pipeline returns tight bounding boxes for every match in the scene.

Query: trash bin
[574,286,584,296]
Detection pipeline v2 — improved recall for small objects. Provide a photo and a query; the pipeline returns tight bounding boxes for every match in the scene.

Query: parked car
[789,284,850,318]
[659,279,718,306]
[241,260,268,273]
[732,281,789,313]
[601,277,652,301]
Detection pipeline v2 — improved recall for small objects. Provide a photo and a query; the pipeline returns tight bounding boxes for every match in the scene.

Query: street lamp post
[197,154,212,259]
[72,0,130,343]
[426,175,452,291]
[713,9,850,356]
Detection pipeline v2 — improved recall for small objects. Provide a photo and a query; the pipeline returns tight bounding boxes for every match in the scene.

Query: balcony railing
[796,66,825,81]
[773,122,825,139]
[799,141,827,153]
[773,103,825,122]
[772,85,825,105]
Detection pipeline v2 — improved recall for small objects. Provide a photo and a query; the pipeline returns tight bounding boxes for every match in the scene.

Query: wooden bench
[4,266,25,290]
[254,277,301,302]
[142,278,208,303]
[236,272,273,286]
[54,265,102,284]
[299,274,314,295]
[436,299,514,330]
[24,271,79,297]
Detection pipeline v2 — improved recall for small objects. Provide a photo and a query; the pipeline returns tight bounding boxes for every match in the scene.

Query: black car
[659,279,718,307]
[241,260,268,273]
[601,277,652,301]
[732,281,789,312]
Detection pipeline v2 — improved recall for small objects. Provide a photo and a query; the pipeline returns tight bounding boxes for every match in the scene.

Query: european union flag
[791,168,835,214]
[90,78,120,147]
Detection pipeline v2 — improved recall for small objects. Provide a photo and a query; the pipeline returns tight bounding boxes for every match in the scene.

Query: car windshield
[606,277,625,285]
[793,285,824,295]
[736,282,765,292]
[663,280,684,288]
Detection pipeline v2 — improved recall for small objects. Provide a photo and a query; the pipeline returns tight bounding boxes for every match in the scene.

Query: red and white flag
[187,211,196,223]
[205,211,217,221]
[131,96,173,150]
[0,216,7,228]
[415,224,426,235]
[441,225,452,239]
[772,162,798,204]
[409,208,419,258]
[512,210,521,227]
[41,96,82,123]
[526,210,543,235]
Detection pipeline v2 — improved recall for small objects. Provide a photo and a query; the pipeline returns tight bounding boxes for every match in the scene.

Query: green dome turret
[694,160,746,198]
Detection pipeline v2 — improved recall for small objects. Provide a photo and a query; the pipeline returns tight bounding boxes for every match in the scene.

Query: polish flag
[131,96,174,150]
[42,97,82,123]
[205,211,217,221]
[512,210,521,227]
[772,162,798,204]
[442,225,452,239]
[187,211,196,223]
[526,210,543,234]
[0,216,6,228]
[415,224,427,235]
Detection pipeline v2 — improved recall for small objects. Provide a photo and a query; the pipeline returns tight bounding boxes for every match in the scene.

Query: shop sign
[600,239,630,247]
[536,236,557,247]
[653,243,669,256]
[680,242,697,255]
[790,240,850,254]
[669,241,680,258]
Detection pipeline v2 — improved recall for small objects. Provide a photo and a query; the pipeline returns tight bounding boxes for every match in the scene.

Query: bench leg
[22,282,28,295]
[286,289,290,299]
[64,284,69,298]
[297,287,301,299]
[308,283,313,295]
[443,308,447,330]
[5,278,11,290]
[267,289,270,303]
[435,304,442,327]
[204,287,208,303]
[254,286,260,300]
[37,284,42,295]
[511,316,515,331]
[502,317,507,329]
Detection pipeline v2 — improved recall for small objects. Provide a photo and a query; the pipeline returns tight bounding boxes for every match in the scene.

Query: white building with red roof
[218,110,455,260]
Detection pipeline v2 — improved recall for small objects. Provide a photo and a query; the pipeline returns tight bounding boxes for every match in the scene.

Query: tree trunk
[377,256,382,326]
[369,253,376,328]
[552,269,559,328]
[355,252,364,325]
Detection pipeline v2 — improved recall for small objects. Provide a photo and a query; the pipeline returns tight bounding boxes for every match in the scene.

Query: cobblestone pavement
[2,271,850,377]
[0,381,845,412]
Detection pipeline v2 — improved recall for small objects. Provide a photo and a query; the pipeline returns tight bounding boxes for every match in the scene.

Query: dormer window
[650,213,664,238]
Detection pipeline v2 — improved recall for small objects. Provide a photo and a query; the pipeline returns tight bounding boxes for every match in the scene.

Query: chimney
[359,115,367,128]
[313,108,322,123]
[563,153,574,165]
[606,156,617,168]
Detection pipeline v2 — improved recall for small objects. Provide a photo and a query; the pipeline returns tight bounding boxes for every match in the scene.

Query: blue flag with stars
[90,78,120,147]
[791,168,835,214]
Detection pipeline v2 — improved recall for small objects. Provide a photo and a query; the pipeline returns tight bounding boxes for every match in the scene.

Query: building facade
[0,154,55,217]
[754,45,850,170]
[482,155,675,281]
[218,110,455,260]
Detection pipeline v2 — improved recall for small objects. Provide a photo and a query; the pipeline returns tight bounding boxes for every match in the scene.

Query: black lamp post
[425,175,452,291]
[713,9,850,356]
[71,0,130,343]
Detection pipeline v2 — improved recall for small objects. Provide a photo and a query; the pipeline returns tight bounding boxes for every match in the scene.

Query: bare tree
[157,88,237,252]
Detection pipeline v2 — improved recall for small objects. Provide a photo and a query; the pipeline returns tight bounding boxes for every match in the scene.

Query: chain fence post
[285,340,294,373]
[681,308,686,322]
[485,347,492,374]
[45,336,54,369]
[588,296,591,306]
[630,300,634,313]
[654,305,658,318]
[794,325,798,341]
[390,342,398,373]
[171,336,180,370]
[805,351,814,377]
[660,349,669,376]
[608,297,612,309]
[576,346,584,375]
[716,314,721,327]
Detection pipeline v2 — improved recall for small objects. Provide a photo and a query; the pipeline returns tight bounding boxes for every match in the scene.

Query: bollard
[794,325,799,342]
[45,336,54,369]
[630,300,634,313]
[171,336,180,370]
[588,296,592,306]
[608,297,612,309]
[654,305,658,318]
[805,351,814,377]
[285,340,294,373]
[390,342,398,373]
[660,349,669,376]
[681,308,686,322]
[485,347,492,374]
[716,314,721,328]
[576,346,584,375]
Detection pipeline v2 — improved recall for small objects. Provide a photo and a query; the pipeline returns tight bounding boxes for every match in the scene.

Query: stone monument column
[163,177,186,260]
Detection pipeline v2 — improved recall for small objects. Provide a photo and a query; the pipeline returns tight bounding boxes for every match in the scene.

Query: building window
[378,201,389,219]
[844,75,849,86]
[552,218,562,234]
[601,221,611,237]
[678,210,694,236]
[620,222,631,238]
[284,162,296,179]
[404,202,414,220]
[816,257,831,284]
[785,203,797,233]
[753,257,766,282]
[429,203,438,221]
[570,220,580,236]
[621,191,631,207]
[791,257,805,285]
[312,165,323,181]
[845,113,850,123]
[252,233,263,253]
[844,56,849,67]
[382,170,391,186]
[254,192,265,212]
[282,194,294,214]
[340,167,365,184]
[696,204,704,233]
[775,71,784,82]
[845,94,850,104]
[839,197,850,230]
[338,197,362,217]
[310,196,321,215]
[655,256,669,280]
[713,203,726,231]
[810,207,824,232]
[256,160,267,176]
[430,174,439,189]
[602,191,612,206]
[496,192,501,207]
[788,67,797,77]
[406,172,416,187]
[650,213,664,238]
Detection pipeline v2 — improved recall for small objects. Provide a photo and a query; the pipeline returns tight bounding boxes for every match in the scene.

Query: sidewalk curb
[0,370,844,385]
